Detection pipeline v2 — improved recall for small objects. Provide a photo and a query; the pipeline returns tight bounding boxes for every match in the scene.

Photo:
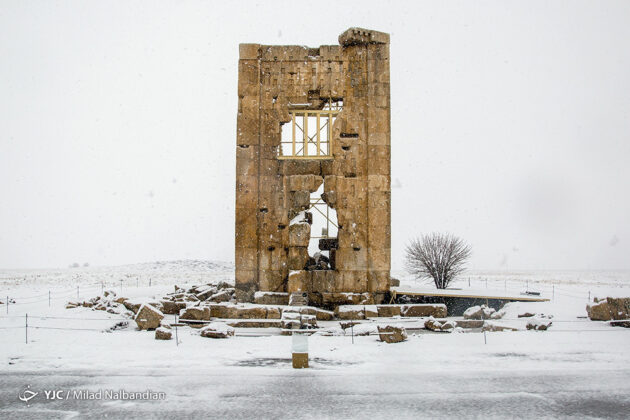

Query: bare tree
[405,233,471,289]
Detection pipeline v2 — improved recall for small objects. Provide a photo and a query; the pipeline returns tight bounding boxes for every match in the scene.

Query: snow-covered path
[2,367,629,419]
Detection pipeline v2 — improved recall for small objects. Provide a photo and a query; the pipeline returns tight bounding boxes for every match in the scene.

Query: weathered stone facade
[235,28,391,305]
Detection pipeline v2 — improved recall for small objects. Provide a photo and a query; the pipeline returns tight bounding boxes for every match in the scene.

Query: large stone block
[311,270,335,292]
[376,305,401,318]
[288,222,311,247]
[288,270,312,293]
[401,304,447,318]
[288,246,309,270]
[135,304,164,330]
[286,175,324,192]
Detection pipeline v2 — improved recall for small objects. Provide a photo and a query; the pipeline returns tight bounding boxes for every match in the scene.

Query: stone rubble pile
[587,297,630,322]
[424,316,456,332]
[200,322,235,339]
[160,282,236,314]
[463,305,505,320]
[65,289,134,317]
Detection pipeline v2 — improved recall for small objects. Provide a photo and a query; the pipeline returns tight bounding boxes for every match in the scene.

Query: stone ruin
[235,28,391,307]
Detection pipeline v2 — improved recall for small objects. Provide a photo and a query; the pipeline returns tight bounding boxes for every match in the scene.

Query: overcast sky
[1,1,629,270]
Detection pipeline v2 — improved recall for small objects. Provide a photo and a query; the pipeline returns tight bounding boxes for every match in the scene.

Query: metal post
[48,291,51,307]
[25,313,28,344]
[149,278,152,287]
[468,277,470,287]
[101,282,104,295]
[588,291,591,302]
[6,295,9,314]
[483,330,487,345]
[175,315,179,346]
[120,279,123,294]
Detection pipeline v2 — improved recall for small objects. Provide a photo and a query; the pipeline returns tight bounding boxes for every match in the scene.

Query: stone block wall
[235,28,391,305]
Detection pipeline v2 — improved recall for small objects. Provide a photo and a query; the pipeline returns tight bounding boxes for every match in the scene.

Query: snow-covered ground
[1,262,629,418]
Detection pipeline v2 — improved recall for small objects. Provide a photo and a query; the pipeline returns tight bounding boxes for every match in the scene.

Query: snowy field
[1,262,629,419]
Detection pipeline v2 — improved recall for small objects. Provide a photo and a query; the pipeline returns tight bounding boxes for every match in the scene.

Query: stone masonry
[235,28,391,306]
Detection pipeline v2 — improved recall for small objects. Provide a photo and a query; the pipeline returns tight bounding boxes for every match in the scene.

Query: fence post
[120,279,123,295]
[175,315,179,346]
[483,330,487,345]
[25,313,28,344]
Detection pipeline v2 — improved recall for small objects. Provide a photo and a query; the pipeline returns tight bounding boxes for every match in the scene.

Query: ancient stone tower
[235,28,391,307]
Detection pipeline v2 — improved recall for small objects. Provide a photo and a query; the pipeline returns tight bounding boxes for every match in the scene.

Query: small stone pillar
[291,332,309,368]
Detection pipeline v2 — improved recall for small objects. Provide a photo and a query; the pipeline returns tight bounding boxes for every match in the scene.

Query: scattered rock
[455,319,484,329]
[482,321,518,332]
[107,321,129,332]
[200,322,235,338]
[390,277,400,287]
[424,316,454,332]
[208,290,232,303]
[377,325,408,343]
[135,304,164,330]
[424,317,443,331]
[526,318,552,331]
[65,302,78,309]
[518,312,536,318]
[349,323,378,336]
[161,300,187,315]
[586,300,611,321]
[401,304,447,318]
[441,320,456,331]
[335,305,365,320]
[180,307,211,321]
[587,297,630,321]
[155,327,172,340]
[227,320,282,328]
[464,305,496,320]
[376,305,402,318]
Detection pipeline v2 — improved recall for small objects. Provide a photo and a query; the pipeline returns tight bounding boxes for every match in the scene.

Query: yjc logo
[18,385,38,406]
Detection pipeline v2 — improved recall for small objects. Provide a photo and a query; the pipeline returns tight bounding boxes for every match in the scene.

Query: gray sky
[1,1,629,270]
